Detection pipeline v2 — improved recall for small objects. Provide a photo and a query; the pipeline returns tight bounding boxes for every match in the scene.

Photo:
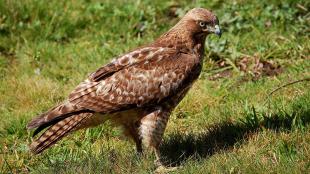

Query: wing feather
[88,47,168,82]
[68,48,201,113]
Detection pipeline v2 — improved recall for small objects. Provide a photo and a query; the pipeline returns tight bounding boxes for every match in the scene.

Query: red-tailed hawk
[27,7,221,168]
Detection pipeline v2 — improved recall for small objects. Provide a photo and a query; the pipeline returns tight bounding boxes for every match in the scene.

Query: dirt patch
[208,56,283,81]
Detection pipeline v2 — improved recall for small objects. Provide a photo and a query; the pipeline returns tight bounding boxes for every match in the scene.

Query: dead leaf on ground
[167,5,181,18]
[209,56,283,81]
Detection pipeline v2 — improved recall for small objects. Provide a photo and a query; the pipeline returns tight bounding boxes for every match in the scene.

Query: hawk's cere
[27,7,221,166]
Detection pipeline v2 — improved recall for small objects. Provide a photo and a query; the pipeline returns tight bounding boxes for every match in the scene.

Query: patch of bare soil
[208,56,283,81]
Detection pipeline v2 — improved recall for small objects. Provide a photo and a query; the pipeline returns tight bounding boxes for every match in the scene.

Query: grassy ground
[0,0,309,173]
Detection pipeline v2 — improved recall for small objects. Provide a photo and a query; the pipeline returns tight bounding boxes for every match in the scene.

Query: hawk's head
[181,8,221,37]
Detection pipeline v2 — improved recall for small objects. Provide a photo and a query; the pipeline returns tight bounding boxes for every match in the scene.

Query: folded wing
[28,47,200,134]
[69,47,200,112]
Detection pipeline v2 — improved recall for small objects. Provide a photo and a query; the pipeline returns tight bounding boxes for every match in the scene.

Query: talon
[154,157,180,173]
[154,158,162,167]
[154,165,179,173]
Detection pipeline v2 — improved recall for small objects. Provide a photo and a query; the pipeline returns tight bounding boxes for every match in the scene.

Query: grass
[0,0,309,173]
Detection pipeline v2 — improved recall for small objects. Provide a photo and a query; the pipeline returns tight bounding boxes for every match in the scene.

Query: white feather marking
[117,96,123,102]
[116,88,122,95]
[157,55,163,62]
[111,58,117,63]
[160,85,167,95]
[96,82,113,96]
[129,92,135,96]
[128,55,136,64]
[96,81,105,95]
[138,96,144,101]
[109,94,115,100]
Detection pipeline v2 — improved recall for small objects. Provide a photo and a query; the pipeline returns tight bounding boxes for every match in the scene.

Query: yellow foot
[154,165,179,173]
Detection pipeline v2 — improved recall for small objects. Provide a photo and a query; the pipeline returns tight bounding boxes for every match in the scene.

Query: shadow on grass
[160,105,310,166]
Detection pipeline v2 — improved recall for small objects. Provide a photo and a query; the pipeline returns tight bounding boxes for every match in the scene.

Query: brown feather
[27,102,78,129]
[30,113,92,154]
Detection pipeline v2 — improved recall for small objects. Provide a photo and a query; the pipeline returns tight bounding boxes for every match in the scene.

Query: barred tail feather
[30,113,92,154]
[27,101,78,130]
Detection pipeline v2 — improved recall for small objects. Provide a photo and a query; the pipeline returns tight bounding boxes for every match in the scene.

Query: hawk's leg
[139,107,178,171]
[124,122,143,154]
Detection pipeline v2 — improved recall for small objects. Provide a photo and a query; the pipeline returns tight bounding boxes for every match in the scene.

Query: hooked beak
[214,25,222,38]
[204,24,222,38]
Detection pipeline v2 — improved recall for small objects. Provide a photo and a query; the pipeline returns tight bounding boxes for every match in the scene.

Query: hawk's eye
[199,21,206,27]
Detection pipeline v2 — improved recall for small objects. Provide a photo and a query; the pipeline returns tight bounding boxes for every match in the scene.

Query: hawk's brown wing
[68,47,201,113]
[27,47,200,130]
[88,47,166,82]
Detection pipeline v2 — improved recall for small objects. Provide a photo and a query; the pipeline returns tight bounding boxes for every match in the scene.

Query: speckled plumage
[27,8,221,162]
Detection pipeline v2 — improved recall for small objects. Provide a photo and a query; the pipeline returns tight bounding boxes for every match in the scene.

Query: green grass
[0,0,309,173]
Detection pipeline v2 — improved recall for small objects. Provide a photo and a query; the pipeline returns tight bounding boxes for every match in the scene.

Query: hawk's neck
[153,28,206,56]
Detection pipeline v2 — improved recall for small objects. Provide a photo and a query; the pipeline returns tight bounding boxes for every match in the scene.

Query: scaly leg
[139,107,179,172]
[124,122,143,154]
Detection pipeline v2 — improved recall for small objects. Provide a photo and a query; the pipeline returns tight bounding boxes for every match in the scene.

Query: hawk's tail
[27,102,79,130]
[30,112,92,154]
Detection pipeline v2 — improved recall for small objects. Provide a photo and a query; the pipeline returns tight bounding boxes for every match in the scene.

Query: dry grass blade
[268,78,310,96]
[264,77,310,106]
